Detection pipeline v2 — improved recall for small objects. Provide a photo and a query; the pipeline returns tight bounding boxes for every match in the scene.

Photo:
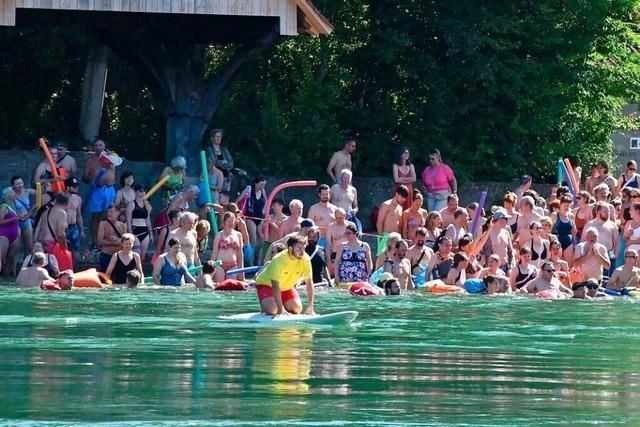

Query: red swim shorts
[256,285,299,303]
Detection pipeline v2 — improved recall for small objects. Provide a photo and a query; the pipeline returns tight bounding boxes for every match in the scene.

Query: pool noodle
[200,151,218,235]
[35,182,42,209]
[227,265,262,276]
[563,158,580,193]
[559,161,577,202]
[144,174,170,200]
[143,262,220,283]
[262,180,317,237]
[38,138,60,180]
[470,191,487,237]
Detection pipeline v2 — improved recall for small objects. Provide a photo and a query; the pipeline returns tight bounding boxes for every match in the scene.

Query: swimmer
[519,261,573,296]
[607,249,640,291]
[195,260,217,290]
[15,252,53,288]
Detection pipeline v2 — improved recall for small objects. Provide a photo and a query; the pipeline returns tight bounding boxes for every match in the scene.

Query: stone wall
[0,149,552,233]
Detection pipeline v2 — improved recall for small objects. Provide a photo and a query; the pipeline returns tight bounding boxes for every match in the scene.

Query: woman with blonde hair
[105,233,144,284]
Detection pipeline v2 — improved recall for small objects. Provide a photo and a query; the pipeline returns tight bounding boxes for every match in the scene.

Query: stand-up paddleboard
[222,310,358,325]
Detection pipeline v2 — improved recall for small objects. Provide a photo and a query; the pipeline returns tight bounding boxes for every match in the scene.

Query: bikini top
[530,240,548,261]
[218,233,240,251]
[131,200,148,220]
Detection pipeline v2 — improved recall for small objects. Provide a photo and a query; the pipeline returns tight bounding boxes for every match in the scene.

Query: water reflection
[252,328,315,396]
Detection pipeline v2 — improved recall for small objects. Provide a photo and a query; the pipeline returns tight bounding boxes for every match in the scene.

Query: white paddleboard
[222,310,358,325]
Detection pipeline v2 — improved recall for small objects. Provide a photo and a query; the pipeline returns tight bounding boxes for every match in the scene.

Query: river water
[0,287,639,426]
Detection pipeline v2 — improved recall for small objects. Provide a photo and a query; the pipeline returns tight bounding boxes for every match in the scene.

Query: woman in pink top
[422,149,457,212]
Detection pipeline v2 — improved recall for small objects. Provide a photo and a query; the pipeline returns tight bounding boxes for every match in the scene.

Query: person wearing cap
[518,260,573,297]
[64,177,84,256]
[278,199,304,239]
[255,234,315,316]
[54,140,77,177]
[607,249,640,291]
[83,138,119,248]
[487,208,514,273]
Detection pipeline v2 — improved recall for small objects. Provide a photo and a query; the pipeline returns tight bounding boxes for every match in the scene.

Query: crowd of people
[5,132,640,311]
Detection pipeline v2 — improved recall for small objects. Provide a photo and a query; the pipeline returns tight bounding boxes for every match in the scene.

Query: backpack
[33,199,54,230]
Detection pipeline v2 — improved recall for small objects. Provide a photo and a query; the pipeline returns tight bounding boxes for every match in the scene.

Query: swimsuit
[110,253,136,284]
[160,257,187,286]
[86,167,116,213]
[552,215,574,250]
[246,190,266,221]
[433,255,453,280]
[0,204,19,245]
[530,240,548,262]
[574,209,588,241]
[514,264,536,289]
[337,243,369,283]
[217,232,241,276]
[14,195,31,231]
[509,213,520,234]
[162,171,184,203]
[131,200,150,242]
[627,223,640,252]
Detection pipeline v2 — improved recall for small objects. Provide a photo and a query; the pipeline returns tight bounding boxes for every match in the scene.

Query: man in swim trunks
[573,227,610,285]
[487,208,514,272]
[256,235,315,316]
[330,169,359,214]
[307,184,337,242]
[83,138,117,247]
[519,261,573,296]
[376,185,408,234]
[168,212,200,268]
[584,202,619,277]
[439,194,459,229]
[64,178,84,257]
[278,199,303,238]
[326,138,356,183]
[15,252,54,288]
[34,192,69,253]
[607,249,640,291]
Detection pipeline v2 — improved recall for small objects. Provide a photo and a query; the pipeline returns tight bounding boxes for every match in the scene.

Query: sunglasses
[629,167,637,171]
[625,255,638,259]
[543,269,556,273]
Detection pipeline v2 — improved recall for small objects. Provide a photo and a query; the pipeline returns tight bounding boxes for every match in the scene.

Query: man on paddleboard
[255,235,315,316]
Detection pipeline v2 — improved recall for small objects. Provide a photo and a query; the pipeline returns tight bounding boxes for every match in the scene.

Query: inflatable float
[72,268,113,288]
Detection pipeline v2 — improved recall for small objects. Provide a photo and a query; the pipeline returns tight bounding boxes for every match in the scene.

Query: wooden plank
[112,0,121,11]
[194,0,204,14]
[204,0,212,14]
[40,0,53,9]
[52,0,60,10]
[170,0,178,13]
[59,0,69,9]
[24,0,33,9]
[129,0,138,11]
[77,0,88,9]
[161,0,170,13]
[16,0,23,10]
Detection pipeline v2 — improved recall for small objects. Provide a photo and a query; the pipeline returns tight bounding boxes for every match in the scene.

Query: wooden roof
[1,0,333,35]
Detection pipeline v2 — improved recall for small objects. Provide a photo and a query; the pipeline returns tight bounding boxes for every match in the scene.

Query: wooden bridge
[0,0,332,35]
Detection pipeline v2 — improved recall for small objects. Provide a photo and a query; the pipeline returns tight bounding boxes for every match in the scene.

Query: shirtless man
[514,174,532,210]
[514,196,541,244]
[55,140,77,176]
[573,227,610,285]
[83,138,117,247]
[592,184,616,221]
[267,198,287,242]
[97,205,127,273]
[487,209,514,271]
[34,192,69,252]
[168,212,200,268]
[376,185,408,234]
[519,261,573,296]
[15,252,54,288]
[439,194,459,229]
[444,208,469,250]
[407,227,434,278]
[64,177,84,256]
[330,169,359,214]
[607,249,640,291]
[386,240,414,291]
[279,199,304,238]
[326,208,349,268]
[307,184,337,241]
[326,138,356,183]
[584,202,619,277]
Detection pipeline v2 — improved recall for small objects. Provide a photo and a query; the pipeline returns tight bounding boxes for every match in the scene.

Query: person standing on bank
[421,149,457,212]
[392,146,416,210]
[206,129,234,192]
[326,138,356,183]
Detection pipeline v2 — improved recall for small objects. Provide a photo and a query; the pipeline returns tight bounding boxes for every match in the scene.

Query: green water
[1,288,639,426]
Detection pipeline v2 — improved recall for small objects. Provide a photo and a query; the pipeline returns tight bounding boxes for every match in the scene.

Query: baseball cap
[492,208,511,221]
[65,177,79,187]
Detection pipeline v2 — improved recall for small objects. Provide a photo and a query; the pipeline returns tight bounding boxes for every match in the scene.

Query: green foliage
[0,1,639,182]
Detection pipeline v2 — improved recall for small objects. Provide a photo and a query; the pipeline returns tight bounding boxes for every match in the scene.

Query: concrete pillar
[79,44,109,142]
